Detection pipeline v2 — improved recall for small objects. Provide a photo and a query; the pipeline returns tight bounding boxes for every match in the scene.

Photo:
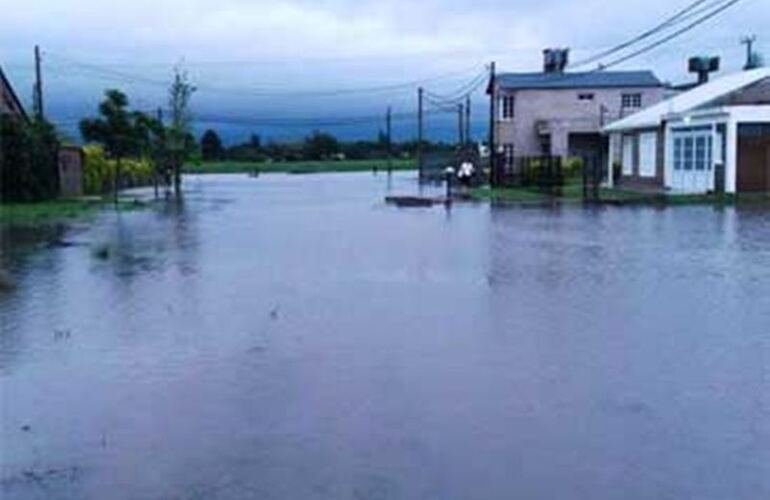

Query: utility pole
[488,62,496,186]
[33,45,44,120]
[465,94,471,145]
[458,103,464,145]
[386,106,392,174]
[741,35,758,70]
[418,87,424,180]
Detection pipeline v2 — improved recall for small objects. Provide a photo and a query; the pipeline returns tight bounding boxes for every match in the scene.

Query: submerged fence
[493,155,564,193]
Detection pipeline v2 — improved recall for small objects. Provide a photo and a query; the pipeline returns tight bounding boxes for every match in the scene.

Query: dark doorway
[568,133,609,160]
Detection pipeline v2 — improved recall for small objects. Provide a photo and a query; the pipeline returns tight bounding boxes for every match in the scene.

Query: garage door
[737,125,770,192]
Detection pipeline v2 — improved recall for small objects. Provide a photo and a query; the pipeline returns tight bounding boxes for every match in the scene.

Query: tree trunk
[173,156,182,197]
[114,156,122,206]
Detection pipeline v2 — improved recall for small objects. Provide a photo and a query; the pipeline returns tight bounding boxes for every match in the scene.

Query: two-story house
[489,49,664,169]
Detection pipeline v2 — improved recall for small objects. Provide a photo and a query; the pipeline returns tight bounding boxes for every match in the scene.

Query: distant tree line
[199,128,456,163]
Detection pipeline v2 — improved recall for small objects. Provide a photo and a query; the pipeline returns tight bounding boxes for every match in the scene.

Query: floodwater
[1,172,769,500]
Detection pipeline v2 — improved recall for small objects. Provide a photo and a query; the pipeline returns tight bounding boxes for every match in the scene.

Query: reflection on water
[1,172,769,500]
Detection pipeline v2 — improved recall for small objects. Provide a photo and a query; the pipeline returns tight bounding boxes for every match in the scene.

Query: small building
[603,68,770,194]
[489,49,664,167]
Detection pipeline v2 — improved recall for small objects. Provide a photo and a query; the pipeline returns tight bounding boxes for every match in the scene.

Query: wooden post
[458,103,464,145]
[465,94,471,145]
[34,45,44,120]
[418,87,424,180]
[386,106,392,174]
[488,62,496,186]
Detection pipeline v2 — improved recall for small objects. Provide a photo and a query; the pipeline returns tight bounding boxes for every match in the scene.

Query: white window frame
[671,126,713,172]
[499,95,515,121]
[621,93,642,109]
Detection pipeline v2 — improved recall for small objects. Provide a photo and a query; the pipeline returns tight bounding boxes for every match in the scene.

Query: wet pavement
[1,172,769,500]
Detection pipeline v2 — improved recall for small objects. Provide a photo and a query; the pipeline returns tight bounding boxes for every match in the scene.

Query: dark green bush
[1,116,60,202]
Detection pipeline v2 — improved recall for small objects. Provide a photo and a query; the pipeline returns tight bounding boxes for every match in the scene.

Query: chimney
[688,56,720,85]
[543,48,569,73]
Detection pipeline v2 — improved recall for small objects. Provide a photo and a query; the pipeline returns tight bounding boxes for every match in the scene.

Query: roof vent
[543,48,569,74]
[688,56,720,85]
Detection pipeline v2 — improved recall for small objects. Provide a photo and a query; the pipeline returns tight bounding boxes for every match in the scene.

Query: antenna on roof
[741,35,760,70]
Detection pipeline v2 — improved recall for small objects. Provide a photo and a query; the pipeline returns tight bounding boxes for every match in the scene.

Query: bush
[1,116,60,202]
[82,145,154,195]
[564,157,584,179]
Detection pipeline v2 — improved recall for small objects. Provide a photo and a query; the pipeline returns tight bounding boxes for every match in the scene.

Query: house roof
[0,65,28,121]
[494,70,661,91]
[604,67,770,132]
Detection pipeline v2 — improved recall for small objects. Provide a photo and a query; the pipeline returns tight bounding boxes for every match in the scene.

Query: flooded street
[2,172,769,500]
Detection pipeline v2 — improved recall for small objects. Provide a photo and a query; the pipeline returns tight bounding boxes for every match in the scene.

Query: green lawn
[185,159,416,175]
[0,199,101,224]
[470,181,770,206]
[0,197,153,225]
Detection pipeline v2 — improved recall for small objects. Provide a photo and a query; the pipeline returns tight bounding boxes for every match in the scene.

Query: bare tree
[167,66,196,195]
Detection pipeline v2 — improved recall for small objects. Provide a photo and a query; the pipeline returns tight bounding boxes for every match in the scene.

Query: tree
[80,90,141,203]
[134,112,168,196]
[303,130,339,160]
[167,67,196,195]
[1,116,60,202]
[201,129,224,161]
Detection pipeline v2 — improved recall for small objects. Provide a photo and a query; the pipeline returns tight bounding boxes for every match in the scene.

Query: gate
[581,154,604,202]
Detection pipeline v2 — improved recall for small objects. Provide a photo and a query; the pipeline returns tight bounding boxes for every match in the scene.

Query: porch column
[606,133,615,188]
[725,119,738,194]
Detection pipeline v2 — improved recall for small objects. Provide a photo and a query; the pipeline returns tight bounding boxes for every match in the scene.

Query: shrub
[82,145,155,195]
[0,116,60,202]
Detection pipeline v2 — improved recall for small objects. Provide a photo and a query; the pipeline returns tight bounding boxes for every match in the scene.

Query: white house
[603,68,770,194]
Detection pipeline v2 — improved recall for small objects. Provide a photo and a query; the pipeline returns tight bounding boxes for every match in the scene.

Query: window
[683,137,694,170]
[695,137,706,170]
[578,93,594,101]
[621,93,642,108]
[674,138,683,170]
[500,95,515,120]
[539,135,551,155]
[672,127,713,172]
[503,144,515,167]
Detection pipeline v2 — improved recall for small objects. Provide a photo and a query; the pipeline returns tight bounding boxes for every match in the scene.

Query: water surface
[2,172,769,500]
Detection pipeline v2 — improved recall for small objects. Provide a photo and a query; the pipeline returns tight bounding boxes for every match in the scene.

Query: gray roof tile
[496,71,661,90]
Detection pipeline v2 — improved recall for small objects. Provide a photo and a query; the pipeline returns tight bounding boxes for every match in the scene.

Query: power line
[569,0,718,68]
[43,51,483,98]
[597,0,744,70]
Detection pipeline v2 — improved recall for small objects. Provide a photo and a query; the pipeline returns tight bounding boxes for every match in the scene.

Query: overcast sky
[1,0,768,140]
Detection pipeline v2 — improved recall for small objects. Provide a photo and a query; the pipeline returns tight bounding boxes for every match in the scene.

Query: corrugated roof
[604,68,770,132]
[495,70,661,90]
